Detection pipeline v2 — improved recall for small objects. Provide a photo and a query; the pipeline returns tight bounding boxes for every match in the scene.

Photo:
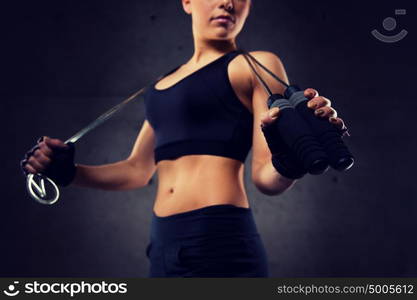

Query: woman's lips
[212,17,234,24]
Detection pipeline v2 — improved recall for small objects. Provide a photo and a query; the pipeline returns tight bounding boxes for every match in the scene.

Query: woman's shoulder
[235,49,288,96]
[233,50,285,84]
[239,50,284,68]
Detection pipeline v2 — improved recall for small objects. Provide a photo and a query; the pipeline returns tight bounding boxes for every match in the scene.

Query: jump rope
[25,48,354,205]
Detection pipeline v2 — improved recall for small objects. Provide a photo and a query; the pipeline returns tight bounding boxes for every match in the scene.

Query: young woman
[21,0,348,277]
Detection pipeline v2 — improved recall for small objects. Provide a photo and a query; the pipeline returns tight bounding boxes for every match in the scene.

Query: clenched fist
[20,136,77,186]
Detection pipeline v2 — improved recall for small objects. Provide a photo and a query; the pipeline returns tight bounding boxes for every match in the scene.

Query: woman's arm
[247,51,346,196]
[252,159,297,196]
[246,51,297,196]
[71,120,157,191]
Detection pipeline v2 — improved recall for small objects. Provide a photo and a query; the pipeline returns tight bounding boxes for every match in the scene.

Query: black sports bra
[144,49,253,164]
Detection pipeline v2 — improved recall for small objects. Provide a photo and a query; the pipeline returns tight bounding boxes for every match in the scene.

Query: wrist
[66,164,78,187]
[56,162,77,187]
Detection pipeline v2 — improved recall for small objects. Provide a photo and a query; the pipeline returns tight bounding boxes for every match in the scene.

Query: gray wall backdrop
[1,0,416,277]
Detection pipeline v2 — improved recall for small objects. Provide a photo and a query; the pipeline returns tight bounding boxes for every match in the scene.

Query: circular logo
[26,174,60,205]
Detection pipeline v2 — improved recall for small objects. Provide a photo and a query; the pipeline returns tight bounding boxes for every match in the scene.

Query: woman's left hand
[261,87,350,137]
[304,88,349,135]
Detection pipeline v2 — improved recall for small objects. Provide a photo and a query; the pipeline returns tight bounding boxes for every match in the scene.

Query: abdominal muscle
[151,52,253,217]
[152,155,249,217]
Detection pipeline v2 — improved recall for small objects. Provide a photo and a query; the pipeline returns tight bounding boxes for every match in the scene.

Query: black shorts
[146,204,269,277]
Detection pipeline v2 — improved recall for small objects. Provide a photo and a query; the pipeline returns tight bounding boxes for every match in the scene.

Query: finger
[27,156,46,173]
[25,144,40,159]
[261,107,280,127]
[304,88,319,100]
[329,117,344,130]
[315,106,337,118]
[44,136,68,149]
[32,148,52,167]
[23,161,37,174]
[307,96,332,109]
[38,140,54,157]
[20,159,30,175]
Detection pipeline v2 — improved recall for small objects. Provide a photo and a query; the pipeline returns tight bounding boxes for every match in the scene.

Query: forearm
[70,160,147,191]
[253,160,297,196]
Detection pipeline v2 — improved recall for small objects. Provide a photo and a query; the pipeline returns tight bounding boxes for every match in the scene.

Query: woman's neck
[188,39,238,66]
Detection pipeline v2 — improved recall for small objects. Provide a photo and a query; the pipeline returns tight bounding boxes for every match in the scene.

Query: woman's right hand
[20,136,77,186]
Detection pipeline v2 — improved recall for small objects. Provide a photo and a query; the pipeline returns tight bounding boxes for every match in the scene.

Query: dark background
[1,0,416,277]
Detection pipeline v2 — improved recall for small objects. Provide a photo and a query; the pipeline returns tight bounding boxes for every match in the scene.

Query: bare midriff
[153,155,249,217]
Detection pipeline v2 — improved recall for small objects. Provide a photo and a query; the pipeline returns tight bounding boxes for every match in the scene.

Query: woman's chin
[210,30,236,40]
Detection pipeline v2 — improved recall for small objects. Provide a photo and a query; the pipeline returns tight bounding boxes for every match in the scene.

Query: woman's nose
[221,0,234,11]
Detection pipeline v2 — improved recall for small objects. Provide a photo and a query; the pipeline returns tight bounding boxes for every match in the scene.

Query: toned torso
[152,51,254,217]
